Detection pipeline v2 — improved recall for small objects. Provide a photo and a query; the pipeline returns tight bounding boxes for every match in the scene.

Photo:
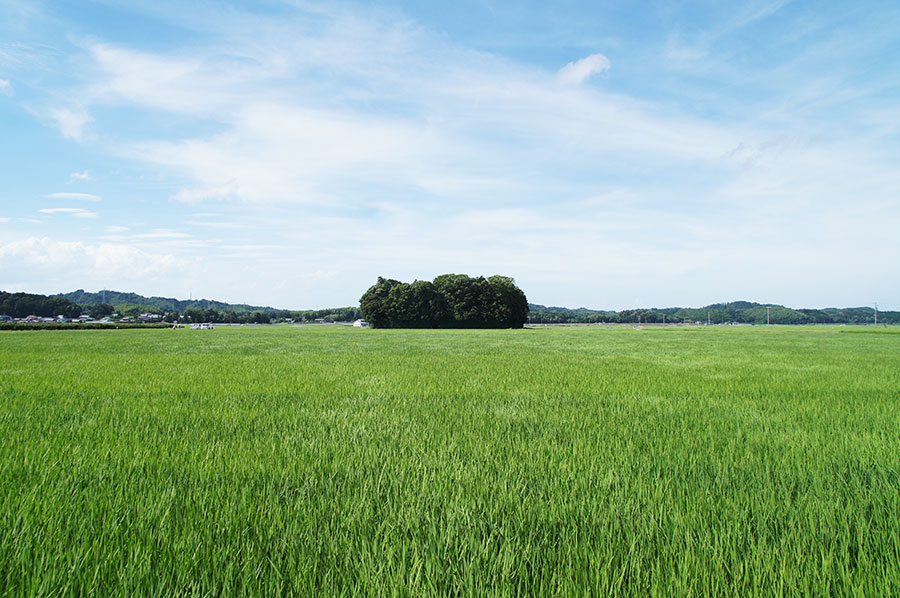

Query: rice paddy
[1,325,898,596]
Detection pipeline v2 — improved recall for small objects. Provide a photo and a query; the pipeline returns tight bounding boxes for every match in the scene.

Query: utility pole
[767,306,771,326]
[875,302,878,327]
[707,311,710,326]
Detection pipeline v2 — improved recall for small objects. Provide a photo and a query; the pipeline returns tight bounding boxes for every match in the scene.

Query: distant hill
[528,301,897,325]
[56,289,278,314]
[17,290,894,326]
[53,289,361,323]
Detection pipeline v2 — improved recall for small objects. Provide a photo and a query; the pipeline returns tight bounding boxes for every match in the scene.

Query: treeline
[56,289,276,315]
[360,274,528,329]
[9,289,894,327]
[55,289,361,323]
[528,301,898,325]
[169,307,361,324]
[0,322,169,331]
[292,307,362,322]
[174,309,275,324]
[3,289,364,324]
[0,292,82,319]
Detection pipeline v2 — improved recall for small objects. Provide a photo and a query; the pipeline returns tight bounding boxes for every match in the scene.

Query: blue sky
[1,0,898,310]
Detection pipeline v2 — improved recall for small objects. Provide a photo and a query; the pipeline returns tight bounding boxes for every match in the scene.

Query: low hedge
[0,323,171,331]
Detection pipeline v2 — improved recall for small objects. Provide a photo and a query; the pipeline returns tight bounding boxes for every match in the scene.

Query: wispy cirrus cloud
[68,170,92,182]
[39,207,98,218]
[131,229,191,239]
[557,53,611,85]
[83,38,736,211]
[44,192,101,201]
[46,106,93,141]
[185,219,248,229]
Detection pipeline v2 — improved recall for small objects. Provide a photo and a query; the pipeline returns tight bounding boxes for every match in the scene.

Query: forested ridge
[56,289,276,314]
[50,289,360,323]
[2,289,893,325]
[529,300,897,325]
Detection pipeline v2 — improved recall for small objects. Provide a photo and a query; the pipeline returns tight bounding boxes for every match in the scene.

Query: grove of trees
[360,274,529,329]
[90,303,115,319]
[0,292,82,319]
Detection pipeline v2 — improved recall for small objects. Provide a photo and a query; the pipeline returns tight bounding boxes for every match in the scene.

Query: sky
[1,0,898,310]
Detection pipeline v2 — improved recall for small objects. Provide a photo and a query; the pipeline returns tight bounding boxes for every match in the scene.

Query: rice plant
[0,325,898,595]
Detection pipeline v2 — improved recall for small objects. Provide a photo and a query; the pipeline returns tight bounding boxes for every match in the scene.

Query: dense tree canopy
[90,303,115,319]
[360,274,529,329]
[0,292,82,319]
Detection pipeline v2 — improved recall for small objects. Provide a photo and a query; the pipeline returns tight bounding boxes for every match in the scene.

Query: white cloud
[87,43,234,115]
[36,14,732,209]
[148,103,433,204]
[219,244,285,251]
[39,208,83,214]
[131,229,191,239]
[69,170,93,182]
[171,183,240,203]
[112,58,732,208]
[47,107,93,141]
[38,207,98,218]
[0,217,8,223]
[44,192,101,201]
[38,207,97,218]
[185,220,248,229]
[557,53,611,85]
[0,236,185,280]
[105,225,128,232]
[0,78,11,95]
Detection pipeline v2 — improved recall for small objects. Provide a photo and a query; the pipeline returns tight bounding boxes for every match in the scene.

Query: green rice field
[1,325,898,596]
